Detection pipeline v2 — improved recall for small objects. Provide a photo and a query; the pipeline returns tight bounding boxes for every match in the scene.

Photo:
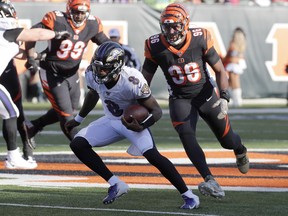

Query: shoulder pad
[148,33,161,41]
[54,11,65,17]
[87,15,96,21]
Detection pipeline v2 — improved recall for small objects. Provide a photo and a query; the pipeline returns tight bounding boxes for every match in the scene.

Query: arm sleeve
[3,28,24,42]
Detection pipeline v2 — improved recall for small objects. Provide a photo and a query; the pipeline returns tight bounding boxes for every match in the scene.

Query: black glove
[35,51,47,61]
[54,31,72,40]
[25,57,40,76]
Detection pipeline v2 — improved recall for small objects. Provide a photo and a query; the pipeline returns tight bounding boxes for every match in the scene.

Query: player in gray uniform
[65,41,200,209]
[0,0,70,169]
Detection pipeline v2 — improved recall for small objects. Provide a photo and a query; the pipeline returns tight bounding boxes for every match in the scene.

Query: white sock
[181,190,194,198]
[232,88,242,107]
[108,175,121,186]
[7,147,20,160]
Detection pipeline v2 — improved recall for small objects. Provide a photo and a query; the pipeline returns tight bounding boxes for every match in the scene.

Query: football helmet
[0,0,18,30]
[91,41,125,84]
[159,3,190,46]
[66,0,90,28]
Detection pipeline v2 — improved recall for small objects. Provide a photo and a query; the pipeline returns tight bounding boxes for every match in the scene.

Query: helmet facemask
[0,0,18,29]
[92,60,123,84]
[91,42,125,84]
[160,3,190,46]
[67,0,90,28]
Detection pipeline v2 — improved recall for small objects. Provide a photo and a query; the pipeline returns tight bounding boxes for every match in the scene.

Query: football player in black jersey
[142,3,249,199]
[25,0,110,141]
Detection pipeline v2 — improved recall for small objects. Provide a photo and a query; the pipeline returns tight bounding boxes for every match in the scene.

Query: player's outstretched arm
[17,28,71,42]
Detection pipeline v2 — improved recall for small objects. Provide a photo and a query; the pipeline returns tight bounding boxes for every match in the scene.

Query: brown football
[123,104,149,123]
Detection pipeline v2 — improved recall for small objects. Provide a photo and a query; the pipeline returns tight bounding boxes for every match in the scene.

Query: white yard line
[0,203,217,216]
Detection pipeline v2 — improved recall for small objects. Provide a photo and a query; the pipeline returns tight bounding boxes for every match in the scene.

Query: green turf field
[0,105,287,215]
[0,186,287,216]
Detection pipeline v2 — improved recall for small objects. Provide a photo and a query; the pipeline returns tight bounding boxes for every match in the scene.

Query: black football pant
[37,70,80,140]
[169,89,244,179]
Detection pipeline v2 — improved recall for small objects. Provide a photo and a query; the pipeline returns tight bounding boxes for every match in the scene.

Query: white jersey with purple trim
[0,30,19,76]
[85,66,151,120]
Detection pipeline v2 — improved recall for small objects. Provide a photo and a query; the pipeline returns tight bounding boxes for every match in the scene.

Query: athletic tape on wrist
[75,114,85,123]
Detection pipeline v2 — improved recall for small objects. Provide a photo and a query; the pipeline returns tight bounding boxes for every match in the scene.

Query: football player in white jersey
[0,0,71,169]
[65,41,200,209]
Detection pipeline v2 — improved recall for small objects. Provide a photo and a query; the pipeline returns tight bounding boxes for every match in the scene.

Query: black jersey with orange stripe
[35,10,109,76]
[144,27,219,98]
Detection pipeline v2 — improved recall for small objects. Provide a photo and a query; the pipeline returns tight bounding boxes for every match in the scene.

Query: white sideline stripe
[0,203,217,216]
[0,173,287,192]
[0,148,287,156]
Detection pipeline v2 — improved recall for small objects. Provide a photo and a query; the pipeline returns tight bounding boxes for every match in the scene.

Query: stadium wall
[14,2,288,99]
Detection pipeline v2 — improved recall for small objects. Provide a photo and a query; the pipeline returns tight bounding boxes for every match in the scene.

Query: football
[123,104,149,123]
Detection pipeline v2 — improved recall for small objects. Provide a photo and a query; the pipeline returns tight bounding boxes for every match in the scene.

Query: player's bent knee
[70,136,91,152]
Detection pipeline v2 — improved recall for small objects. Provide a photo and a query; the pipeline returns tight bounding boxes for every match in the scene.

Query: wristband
[75,114,85,123]
[140,114,155,129]
[220,90,230,102]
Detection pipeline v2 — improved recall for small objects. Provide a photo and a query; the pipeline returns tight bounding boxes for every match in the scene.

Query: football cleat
[180,194,200,209]
[103,181,129,205]
[22,121,37,149]
[236,147,249,174]
[25,156,38,167]
[4,148,37,169]
[198,175,225,199]
[24,120,42,139]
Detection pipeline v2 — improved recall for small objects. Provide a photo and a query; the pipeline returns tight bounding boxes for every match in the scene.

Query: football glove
[54,31,72,40]
[35,51,47,61]
[65,119,80,133]
[212,98,228,119]
[25,57,40,75]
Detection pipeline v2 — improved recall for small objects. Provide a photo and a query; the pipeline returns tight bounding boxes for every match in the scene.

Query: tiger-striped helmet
[66,0,90,28]
[160,3,190,46]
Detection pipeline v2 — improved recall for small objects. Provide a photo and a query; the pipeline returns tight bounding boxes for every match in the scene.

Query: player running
[25,0,110,141]
[65,41,200,209]
[142,3,249,199]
